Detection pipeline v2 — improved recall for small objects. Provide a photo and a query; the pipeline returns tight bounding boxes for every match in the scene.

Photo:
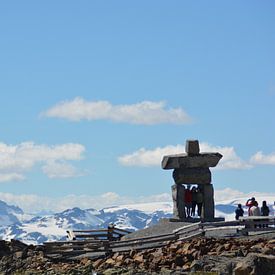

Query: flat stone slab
[170,217,225,223]
[162,153,223,169]
[173,168,211,184]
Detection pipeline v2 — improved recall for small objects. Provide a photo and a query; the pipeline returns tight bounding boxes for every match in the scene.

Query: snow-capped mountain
[0,198,274,245]
[0,201,173,244]
[0,200,32,226]
[0,207,103,244]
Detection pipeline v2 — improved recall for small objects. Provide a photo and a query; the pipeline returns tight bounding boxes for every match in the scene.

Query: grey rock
[185,139,200,155]
[171,185,179,219]
[171,184,186,220]
[173,168,211,185]
[162,153,222,170]
[234,253,275,275]
[201,184,215,220]
[14,251,23,259]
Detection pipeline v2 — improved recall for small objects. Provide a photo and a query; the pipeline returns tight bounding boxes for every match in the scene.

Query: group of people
[184,185,204,218]
[235,197,270,220]
[184,187,271,221]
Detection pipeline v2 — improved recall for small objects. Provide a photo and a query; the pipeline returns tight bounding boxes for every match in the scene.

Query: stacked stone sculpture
[161,140,223,221]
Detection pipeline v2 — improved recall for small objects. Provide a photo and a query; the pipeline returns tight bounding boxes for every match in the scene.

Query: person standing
[184,185,192,218]
[250,201,261,216]
[246,197,256,216]
[261,201,270,216]
[191,186,197,217]
[196,187,203,217]
[261,201,270,228]
[235,204,244,220]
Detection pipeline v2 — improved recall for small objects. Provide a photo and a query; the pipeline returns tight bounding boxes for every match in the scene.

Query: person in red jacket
[185,185,192,218]
[246,197,257,216]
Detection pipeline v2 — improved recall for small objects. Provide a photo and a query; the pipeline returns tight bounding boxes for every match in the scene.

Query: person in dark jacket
[235,204,244,220]
[185,185,192,218]
[191,186,197,217]
[196,187,203,217]
[261,201,270,216]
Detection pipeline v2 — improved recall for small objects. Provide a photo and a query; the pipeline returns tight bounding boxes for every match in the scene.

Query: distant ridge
[0,197,274,244]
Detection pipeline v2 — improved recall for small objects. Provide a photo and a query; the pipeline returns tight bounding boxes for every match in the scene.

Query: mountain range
[0,196,274,245]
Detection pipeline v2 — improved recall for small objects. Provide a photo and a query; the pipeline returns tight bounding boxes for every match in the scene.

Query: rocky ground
[0,234,274,275]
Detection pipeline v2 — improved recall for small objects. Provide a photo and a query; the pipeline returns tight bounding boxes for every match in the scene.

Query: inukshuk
[161,140,223,221]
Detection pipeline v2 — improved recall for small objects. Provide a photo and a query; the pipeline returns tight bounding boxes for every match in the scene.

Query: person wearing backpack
[235,204,244,220]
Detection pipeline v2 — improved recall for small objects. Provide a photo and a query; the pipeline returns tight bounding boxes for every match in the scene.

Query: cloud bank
[42,98,192,125]
[0,190,166,214]
[0,188,274,214]
[250,151,275,165]
[0,142,85,182]
[118,142,251,170]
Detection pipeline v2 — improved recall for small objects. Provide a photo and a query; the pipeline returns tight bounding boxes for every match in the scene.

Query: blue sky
[0,1,274,212]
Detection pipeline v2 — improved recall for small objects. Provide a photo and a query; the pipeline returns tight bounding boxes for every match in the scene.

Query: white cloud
[199,143,252,170]
[118,142,251,170]
[42,161,83,179]
[250,151,275,165]
[0,173,25,183]
[0,192,134,213]
[42,97,192,125]
[0,191,173,213]
[214,188,275,206]
[214,188,246,201]
[101,192,120,201]
[118,145,184,167]
[139,193,171,202]
[0,142,85,182]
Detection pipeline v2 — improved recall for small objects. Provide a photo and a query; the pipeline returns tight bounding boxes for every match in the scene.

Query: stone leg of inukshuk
[162,139,222,221]
[201,184,215,220]
[171,184,186,219]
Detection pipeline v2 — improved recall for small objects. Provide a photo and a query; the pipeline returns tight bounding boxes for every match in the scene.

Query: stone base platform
[122,217,225,241]
[169,217,225,223]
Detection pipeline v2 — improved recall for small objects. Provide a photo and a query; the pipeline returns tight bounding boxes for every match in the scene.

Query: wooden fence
[44,217,275,259]
[44,226,131,259]
[44,223,203,259]
[66,226,131,241]
[238,216,275,235]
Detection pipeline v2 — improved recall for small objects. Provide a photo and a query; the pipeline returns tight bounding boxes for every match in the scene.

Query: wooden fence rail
[44,217,275,259]
[44,223,204,258]
[66,226,132,241]
[199,216,275,235]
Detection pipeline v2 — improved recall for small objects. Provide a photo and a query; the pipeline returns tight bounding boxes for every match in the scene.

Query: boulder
[173,167,211,184]
[185,140,200,155]
[162,153,223,169]
[201,184,215,220]
[171,184,186,219]
[233,253,275,275]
